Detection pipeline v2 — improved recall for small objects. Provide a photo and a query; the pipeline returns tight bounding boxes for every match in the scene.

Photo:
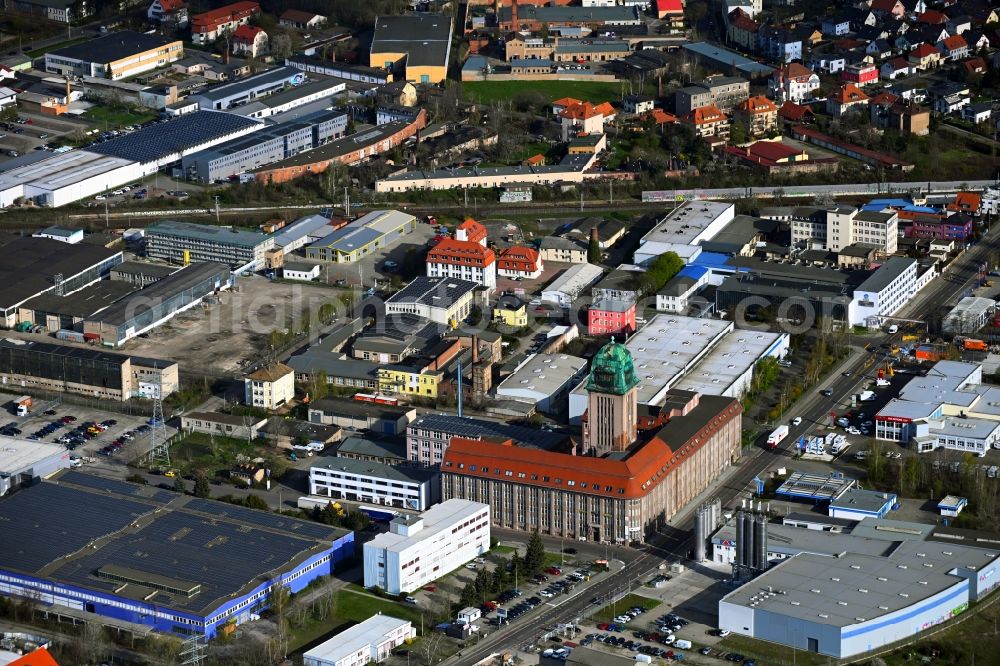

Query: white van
[674,639,692,650]
[888,324,898,334]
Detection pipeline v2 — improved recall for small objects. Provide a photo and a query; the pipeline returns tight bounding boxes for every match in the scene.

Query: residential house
[901,0,927,14]
[821,15,851,37]
[279,9,326,30]
[674,75,749,116]
[733,95,778,138]
[493,295,528,328]
[244,363,295,410]
[963,102,992,123]
[870,0,905,18]
[623,95,655,115]
[967,6,999,26]
[757,26,802,63]
[232,25,267,58]
[935,93,970,114]
[559,101,611,141]
[778,101,814,123]
[939,34,969,60]
[793,24,823,46]
[965,32,990,52]
[769,62,820,103]
[726,9,760,51]
[946,15,972,36]
[909,42,943,69]
[680,104,729,140]
[865,39,894,60]
[426,238,497,289]
[497,245,543,280]
[191,1,260,45]
[917,9,948,25]
[964,56,988,76]
[810,53,847,73]
[872,98,930,134]
[843,63,879,85]
[827,83,870,116]
[655,0,685,27]
[880,57,911,79]
[148,0,188,27]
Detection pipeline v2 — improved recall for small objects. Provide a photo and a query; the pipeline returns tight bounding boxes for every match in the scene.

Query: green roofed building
[583,339,639,453]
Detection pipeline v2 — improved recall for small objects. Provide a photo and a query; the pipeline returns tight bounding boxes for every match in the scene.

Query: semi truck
[11,396,31,416]
[766,424,789,449]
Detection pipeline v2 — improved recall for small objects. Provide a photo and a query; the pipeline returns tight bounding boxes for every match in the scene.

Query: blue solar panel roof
[89,111,261,164]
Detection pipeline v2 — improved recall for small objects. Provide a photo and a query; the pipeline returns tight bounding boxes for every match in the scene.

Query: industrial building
[43,31,183,80]
[363,499,489,594]
[942,296,995,336]
[0,472,354,637]
[541,263,603,308]
[0,439,69,496]
[181,110,348,182]
[0,236,123,328]
[370,14,454,84]
[227,78,346,120]
[494,353,588,413]
[145,220,274,271]
[82,262,230,346]
[110,261,179,287]
[634,201,736,265]
[384,276,480,326]
[307,398,416,435]
[187,66,308,111]
[0,338,178,400]
[89,111,263,174]
[308,457,441,510]
[674,329,789,397]
[305,210,416,263]
[304,615,415,666]
[18,280,138,332]
[272,214,339,254]
[0,150,140,208]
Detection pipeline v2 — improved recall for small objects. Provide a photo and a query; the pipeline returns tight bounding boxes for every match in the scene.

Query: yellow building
[378,366,442,399]
[370,14,453,84]
[494,297,528,328]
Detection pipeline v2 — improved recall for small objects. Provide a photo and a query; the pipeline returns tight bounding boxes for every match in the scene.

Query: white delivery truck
[766,425,789,450]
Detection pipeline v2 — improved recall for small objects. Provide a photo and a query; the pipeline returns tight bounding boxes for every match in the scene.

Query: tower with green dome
[583,338,639,452]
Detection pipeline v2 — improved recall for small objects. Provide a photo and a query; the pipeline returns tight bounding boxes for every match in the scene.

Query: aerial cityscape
[0,0,999,664]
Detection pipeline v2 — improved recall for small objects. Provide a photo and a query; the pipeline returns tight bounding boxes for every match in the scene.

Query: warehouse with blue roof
[0,471,353,638]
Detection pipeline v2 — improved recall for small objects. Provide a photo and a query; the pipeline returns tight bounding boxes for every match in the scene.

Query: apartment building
[191,1,260,44]
[426,239,497,290]
[363,499,490,594]
[767,205,898,253]
[674,75,749,116]
[733,95,779,137]
[680,104,730,140]
[243,363,294,410]
[497,245,543,279]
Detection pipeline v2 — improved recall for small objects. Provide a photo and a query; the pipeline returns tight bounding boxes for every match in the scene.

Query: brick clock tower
[583,338,639,453]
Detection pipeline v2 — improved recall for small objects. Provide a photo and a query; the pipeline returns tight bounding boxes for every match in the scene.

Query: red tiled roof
[777,62,815,81]
[964,56,987,73]
[655,0,683,14]
[727,8,759,31]
[232,24,263,41]
[885,56,909,70]
[524,153,545,166]
[9,648,59,666]
[427,238,495,266]
[191,0,259,30]
[747,141,805,162]
[594,101,616,117]
[917,9,947,23]
[870,0,901,12]
[942,34,968,51]
[643,109,677,124]
[158,0,185,12]
[684,104,727,125]
[870,91,900,106]
[737,95,778,115]
[456,217,488,243]
[910,42,939,58]
[552,96,582,108]
[949,191,982,211]
[831,83,869,104]
[498,245,541,271]
[561,101,603,120]
[778,101,814,120]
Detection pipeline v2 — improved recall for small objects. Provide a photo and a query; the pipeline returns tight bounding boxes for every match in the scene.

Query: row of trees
[458,531,546,608]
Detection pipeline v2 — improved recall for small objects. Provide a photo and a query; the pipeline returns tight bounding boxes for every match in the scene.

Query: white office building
[916,417,1000,456]
[309,458,441,510]
[364,499,490,594]
[633,201,735,265]
[770,205,898,254]
[303,614,415,666]
[852,257,919,327]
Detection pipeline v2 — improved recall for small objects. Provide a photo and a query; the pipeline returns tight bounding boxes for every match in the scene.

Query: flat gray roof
[856,256,915,294]
[147,220,269,249]
[829,488,896,514]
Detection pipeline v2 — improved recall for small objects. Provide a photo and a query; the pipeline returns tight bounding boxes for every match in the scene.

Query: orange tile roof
[552,97,582,108]
[524,153,545,166]
[777,62,815,81]
[456,217,488,243]
[158,0,185,11]
[831,83,869,104]
[778,101,813,121]
[684,104,727,125]
[498,245,541,271]
[561,102,603,120]
[737,95,778,115]
[427,238,495,266]
[942,35,968,51]
[949,191,982,212]
[594,101,616,117]
[917,9,947,24]
[192,0,259,30]
[643,109,677,124]
[233,24,263,41]
[910,42,939,58]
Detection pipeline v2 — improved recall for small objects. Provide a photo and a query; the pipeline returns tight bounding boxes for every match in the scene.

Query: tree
[173,476,187,494]
[525,529,545,573]
[244,494,270,511]
[270,34,293,60]
[267,581,291,661]
[588,236,601,264]
[193,472,211,498]
[460,582,478,607]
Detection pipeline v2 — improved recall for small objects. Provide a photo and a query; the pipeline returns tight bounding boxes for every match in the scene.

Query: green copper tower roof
[586,338,639,395]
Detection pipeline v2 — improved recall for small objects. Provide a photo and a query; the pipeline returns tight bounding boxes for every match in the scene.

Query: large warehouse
[0,472,354,637]
[0,338,178,400]
[719,537,1000,658]
[83,262,232,346]
[145,220,274,271]
[305,209,417,263]
[0,236,123,328]
[0,150,139,208]
[89,111,263,174]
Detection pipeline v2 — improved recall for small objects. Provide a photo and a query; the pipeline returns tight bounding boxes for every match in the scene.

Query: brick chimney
[511,0,518,30]
[590,226,599,245]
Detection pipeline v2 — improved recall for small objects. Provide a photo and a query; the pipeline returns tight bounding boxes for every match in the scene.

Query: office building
[363,499,490,594]
[385,277,480,326]
[852,257,919,328]
[0,473,353,637]
[304,615,415,666]
[309,458,440,511]
[145,220,274,271]
[306,210,416,263]
[426,239,497,290]
[405,412,567,465]
[44,31,183,80]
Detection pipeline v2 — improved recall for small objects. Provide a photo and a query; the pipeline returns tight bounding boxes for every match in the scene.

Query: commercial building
[542,263,603,308]
[405,412,567,465]
[303,615,415,666]
[363,499,490,594]
[370,14,454,84]
[852,257,919,328]
[634,201,735,265]
[0,150,141,209]
[942,296,995,336]
[827,488,898,521]
[306,210,416,263]
[385,277,480,326]
[0,338,177,400]
[443,349,742,543]
[244,363,294,410]
[44,31,183,80]
[494,353,588,414]
[426,239,497,290]
[674,328,789,398]
[0,472,353,637]
[494,295,528,328]
[145,220,274,271]
[718,538,1000,658]
[0,236,122,328]
[0,439,69,496]
[182,110,348,182]
[6,0,84,22]
[89,111,263,174]
[110,261,179,288]
[285,55,391,85]
[188,67,305,111]
[191,0,260,44]
[335,437,408,466]
[272,214,339,254]
[496,4,643,31]
[682,42,774,79]
[308,398,416,436]
[915,417,1000,456]
[309,457,440,510]
[82,262,231,346]
[229,78,347,120]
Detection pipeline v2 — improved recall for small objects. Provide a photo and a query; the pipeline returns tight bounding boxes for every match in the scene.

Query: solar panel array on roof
[183,498,339,540]
[89,111,261,164]
[58,470,175,503]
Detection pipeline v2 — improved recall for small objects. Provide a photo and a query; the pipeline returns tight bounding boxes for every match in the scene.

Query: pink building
[588,298,636,337]
[842,63,878,86]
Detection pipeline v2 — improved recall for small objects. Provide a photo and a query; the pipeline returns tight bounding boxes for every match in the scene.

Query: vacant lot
[462,80,625,104]
[169,431,287,480]
[84,106,159,129]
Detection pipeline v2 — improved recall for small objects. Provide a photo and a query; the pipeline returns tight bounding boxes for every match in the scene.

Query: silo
[741,510,755,569]
[735,510,745,568]
[754,512,767,571]
[694,506,706,562]
[710,498,721,531]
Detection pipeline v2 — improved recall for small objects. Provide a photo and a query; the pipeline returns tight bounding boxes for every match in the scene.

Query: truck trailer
[11,395,31,417]
[766,425,789,449]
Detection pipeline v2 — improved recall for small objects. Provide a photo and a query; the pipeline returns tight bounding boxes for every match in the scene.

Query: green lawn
[170,431,286,480]
[591,593,661,624]
[287,589,426,653]
[462,80,625,104]
[719,634,829,666]
[26,36,90,58]
[491,545,516,554]
[84,106,159,129]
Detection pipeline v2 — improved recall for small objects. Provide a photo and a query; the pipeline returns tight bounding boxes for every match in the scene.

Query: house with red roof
[827,83,869,116]
[498,245,543,279]
[191,0,259,44]
[148,0,188,27]
[768,62,820,103]
[939,34,969,60]
[559,101,611,140]
[552,97,582,115]
[733,95,778,137]
[880,56,911,80]
[426,238,497,289]
[232,25,268,57]
[639,108,678,127]
[778,101,814,123]
[726,9,760,50]
[963,57,987,75]
[455,218,488,246]
[723,140,836,174]
[279,9,326,30]
[908,42,942,70]
[655,0,684,28]
[680,104,729,140]
[917,9,948,24]
[842,63,879,86]
[523,153,546,167]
